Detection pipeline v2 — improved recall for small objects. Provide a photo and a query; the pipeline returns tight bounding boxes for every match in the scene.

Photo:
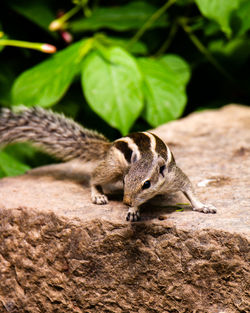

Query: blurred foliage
[0,0,250,175]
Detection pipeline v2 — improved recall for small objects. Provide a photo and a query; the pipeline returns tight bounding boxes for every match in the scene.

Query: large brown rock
[0,104,249,312]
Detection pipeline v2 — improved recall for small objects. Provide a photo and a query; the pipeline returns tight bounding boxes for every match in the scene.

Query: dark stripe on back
[114,140,133,163]
[151,133,168,160]
[127,132,151,153]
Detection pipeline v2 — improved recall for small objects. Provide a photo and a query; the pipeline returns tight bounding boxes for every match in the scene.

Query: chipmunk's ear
[157,157,167,177]
[131,150,139,163]
[159,164,166,177]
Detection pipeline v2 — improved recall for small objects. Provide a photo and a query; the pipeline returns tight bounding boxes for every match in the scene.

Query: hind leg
[183,188,217,214]
[172,166,217,214]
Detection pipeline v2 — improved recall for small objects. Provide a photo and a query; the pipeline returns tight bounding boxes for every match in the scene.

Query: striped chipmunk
[0,107,216,221]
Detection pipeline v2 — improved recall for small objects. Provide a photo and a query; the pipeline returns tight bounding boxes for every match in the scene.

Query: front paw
[126,207,140,222]
[91,194,109,205]
[193,203,217,214]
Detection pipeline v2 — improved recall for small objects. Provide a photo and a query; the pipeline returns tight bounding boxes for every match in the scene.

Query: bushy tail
[0,107,111,161]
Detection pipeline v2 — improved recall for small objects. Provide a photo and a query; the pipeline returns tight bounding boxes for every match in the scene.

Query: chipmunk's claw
[126,207,140,222]
[92,194,108,205]
[193,203,217,214]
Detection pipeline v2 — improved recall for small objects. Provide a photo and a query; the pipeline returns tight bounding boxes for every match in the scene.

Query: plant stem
[128,0,176,48]
[181,22,234,82]
[0,39,56,53]
[155,22,178,56]
[58,5,81,23]
[49,5,81,31]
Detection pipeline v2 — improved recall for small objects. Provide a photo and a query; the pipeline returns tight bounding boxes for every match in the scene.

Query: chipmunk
[0,107,216,221]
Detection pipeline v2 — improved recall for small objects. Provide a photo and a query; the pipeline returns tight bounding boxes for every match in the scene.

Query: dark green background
[0,0,249,176]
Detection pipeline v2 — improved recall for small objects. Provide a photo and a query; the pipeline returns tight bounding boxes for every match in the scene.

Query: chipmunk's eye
[160,165,166,176]
[142,180,151,189]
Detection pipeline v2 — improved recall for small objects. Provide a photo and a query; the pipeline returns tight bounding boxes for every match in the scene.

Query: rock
[0,104,249,312]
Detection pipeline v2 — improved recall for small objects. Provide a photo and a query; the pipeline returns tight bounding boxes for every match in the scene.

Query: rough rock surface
[0,104,249,313]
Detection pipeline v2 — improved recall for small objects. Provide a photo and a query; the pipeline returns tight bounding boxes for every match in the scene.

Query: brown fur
[0,108,111,161]
[0,107,217,221]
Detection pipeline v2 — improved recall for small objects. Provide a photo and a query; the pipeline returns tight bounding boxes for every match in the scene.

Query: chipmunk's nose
[123,196,132,207]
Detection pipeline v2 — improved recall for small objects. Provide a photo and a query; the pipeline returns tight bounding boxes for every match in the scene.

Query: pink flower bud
[41,44,57,53]
[49,20,62,31]
[60,31,73,44]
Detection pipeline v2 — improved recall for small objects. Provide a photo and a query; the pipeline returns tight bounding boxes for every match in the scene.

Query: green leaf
[195,0,240,37]
[8,0,54,31]
[0,151,30,178]
[96,35,148,55]
[175,208,184,212]
[70,2,168,32]
[159,54,191,86]
[4,143,36,163]
[235,0,250,35]
[82,47,143,135]
[209,37,250,67]
[138,57,187,127]
[12,39,90,107]
[203,21,221,36]
[0,61,15,105]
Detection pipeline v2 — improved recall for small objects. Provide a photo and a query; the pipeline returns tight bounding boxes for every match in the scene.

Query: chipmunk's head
[114,131,175,208]
[123,153,172,207]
